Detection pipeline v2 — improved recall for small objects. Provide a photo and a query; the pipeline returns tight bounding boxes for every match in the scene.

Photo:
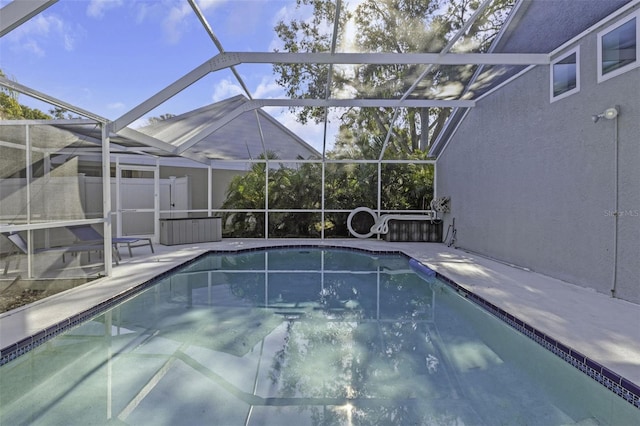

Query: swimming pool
[0,248,638,425]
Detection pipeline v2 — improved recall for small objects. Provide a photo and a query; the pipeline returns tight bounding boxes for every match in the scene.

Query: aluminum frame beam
[115,127,176,152]
[252,99,475,108]
[0,0,58,37]
[224,51,550,66]
[0,75,192,163]
[173,101,256,154]
[428,0,528,158]
[0,118,98,126]
[0,76,108,123]
[322,0,343,160]
[114,50,547,132]
[378,0,494,161]
[187,0,253,100]
[115,126,209,165]
[172,97,475,156]
[112,59,214,132]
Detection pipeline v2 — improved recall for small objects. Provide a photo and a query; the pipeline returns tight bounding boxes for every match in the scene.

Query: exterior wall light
[592,106,619,122]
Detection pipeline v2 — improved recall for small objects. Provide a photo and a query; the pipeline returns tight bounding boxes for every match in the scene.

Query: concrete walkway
[1,239,639,388]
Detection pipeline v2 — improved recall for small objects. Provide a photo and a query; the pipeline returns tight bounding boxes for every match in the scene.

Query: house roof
[0,95,322,168]
[137,95,321,161]
[31,95,321,165]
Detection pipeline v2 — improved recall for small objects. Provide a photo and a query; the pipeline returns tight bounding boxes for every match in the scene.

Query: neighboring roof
[137,95,321,161]
[429,0,633,157]
[36,95,321,164]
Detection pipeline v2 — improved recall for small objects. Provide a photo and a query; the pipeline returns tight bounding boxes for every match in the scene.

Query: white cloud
[163,3,193,44]
[107,102,126,110]
[87,0,124,19]
[277,109,325,151]
[62,32,78,51]
[21,40,45,57]
[162,0,224,44]
[271,4,294,25]
[269,0,365,53]
[197,0,227,11]
[268,3,320,52]
[211,79,245,102]
[134,2,151,24]
[253,76,284,99]
[210,73,285,103]
[268,6,292,51]
[9,14,59,38]
[268,107,340,154]
[5,13,79,54]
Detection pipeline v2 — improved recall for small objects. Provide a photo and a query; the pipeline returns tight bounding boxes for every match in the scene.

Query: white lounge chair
[66,225,154,259]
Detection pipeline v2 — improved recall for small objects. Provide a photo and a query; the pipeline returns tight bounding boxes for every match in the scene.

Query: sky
[0,0,347,152]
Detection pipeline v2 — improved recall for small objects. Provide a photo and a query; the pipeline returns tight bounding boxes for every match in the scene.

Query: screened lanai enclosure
[0,0,513,281]
[1,0,638,304]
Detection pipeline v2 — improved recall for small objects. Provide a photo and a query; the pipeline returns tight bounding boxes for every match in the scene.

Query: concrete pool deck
[1,239,639,390]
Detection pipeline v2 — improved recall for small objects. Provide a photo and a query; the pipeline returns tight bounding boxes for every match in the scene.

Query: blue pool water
[0,248,637,425]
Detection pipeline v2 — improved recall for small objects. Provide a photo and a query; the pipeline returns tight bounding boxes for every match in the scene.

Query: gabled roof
[137,95,321,161]
[23,95,320,166]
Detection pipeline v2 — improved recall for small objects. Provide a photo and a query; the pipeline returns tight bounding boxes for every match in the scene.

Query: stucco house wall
[436,11,639,303]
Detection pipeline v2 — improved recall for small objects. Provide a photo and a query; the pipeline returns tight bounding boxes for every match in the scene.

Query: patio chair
[2,231,118,275]
[66,225,154,259]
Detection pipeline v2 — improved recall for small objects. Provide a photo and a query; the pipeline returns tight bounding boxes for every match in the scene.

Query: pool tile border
[424,265,640,410]
[1,244,639,411]
[0,252,208,366]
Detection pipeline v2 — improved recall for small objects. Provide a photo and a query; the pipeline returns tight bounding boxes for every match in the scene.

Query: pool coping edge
[1,244,638,411]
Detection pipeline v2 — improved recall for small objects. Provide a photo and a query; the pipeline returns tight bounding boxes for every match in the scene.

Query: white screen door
[116,164,159,242]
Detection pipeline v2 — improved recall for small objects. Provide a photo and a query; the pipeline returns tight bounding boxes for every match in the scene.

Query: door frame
[115,163,159,242]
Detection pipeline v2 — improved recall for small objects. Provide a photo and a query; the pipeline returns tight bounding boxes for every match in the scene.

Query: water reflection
[1,249,637,425]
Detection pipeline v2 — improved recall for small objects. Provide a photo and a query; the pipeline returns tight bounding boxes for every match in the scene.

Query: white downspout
[610,110,619,297]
